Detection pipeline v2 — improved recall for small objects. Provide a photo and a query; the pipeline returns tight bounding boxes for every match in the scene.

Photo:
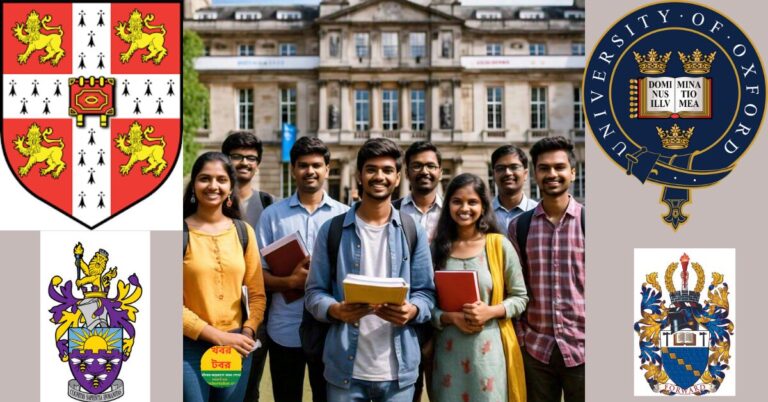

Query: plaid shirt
[508,197,585,367]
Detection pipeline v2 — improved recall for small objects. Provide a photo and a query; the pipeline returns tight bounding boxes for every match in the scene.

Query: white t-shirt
[351,215,398,381]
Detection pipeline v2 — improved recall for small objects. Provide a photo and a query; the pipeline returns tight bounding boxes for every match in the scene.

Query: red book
[261,232,308,303]
[434,271,480,312]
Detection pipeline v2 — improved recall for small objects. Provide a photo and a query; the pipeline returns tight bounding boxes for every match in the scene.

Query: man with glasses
[221,131,275,402]
[491,145,538,232]
[394,141,443,242]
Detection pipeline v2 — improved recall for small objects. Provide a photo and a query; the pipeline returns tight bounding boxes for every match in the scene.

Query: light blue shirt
[398,193,443,241]
[493,194,538,233]
[305,203,436,389]
[256,191,349,348]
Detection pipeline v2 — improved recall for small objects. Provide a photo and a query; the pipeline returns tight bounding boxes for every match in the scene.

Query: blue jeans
[183,336,253,402]
[327,379,414,402]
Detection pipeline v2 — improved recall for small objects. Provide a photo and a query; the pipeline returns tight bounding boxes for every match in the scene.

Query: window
[572,161,585,199]
[276,11,302,20]
[238,88,253,130]
[238,44,255,56]
[280,88,297,126]
[355,33,370,58]
[528,165,541,199]
[441,31,453,58]
[203,45,210,56]
[382,32,399,59]
[564,10,585,20]
[520,10,546,20]
[355,90,370,131]
[571,42,585,56]
[411,89,425,131]
[529,42,546,56]
[486,43,502,56]
[531,87,547,129]
[476,10,502,20]
[410,32,426,59]
[382,89,399,130]
[279,43,297,56]
[194,11,217,20]
[573,87,584,129]
[487,87,503,130]
[235,11,261,20]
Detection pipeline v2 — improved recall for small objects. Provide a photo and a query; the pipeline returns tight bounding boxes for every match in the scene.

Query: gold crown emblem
[678,49,716,74]
[657,124,694,149]
[633,49,671,74]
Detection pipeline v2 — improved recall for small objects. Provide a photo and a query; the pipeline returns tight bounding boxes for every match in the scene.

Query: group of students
[182,132,585,402]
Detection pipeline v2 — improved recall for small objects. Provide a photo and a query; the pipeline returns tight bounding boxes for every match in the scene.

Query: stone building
[185,0,585,203]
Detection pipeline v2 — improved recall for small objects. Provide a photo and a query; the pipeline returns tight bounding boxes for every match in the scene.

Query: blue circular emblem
[584,2,765,229]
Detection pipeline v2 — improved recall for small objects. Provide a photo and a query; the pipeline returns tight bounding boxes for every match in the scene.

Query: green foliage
[182,30,208,175]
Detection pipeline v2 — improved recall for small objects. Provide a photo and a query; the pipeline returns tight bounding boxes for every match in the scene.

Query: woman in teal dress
[430,173,528,402]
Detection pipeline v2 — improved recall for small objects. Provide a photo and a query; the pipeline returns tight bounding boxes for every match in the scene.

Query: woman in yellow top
[430,173,528,402]
[182,152,266,402]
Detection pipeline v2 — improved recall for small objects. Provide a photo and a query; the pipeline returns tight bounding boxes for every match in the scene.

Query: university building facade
[184,0,586,203]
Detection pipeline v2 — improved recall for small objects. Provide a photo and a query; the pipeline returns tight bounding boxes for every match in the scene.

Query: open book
[632,76,712,118]
[343,274,409,305]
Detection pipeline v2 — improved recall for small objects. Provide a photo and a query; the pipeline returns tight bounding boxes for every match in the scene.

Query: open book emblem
[584,2,765,229]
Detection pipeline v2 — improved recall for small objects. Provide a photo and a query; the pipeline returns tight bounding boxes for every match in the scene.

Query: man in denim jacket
[305,138,436,401]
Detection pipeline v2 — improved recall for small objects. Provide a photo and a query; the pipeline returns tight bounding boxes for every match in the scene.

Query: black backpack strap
[581,206,585,235]
[392,198,403,210]
[259,191,274,209]
[327,213,346,281]
[514,209,534,271]
[398,210,417,259]
[233,219,249,254]
[183,220,189,257]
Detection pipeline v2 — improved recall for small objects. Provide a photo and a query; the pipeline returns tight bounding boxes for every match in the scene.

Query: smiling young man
[508,136,585,402]
[220,131,275,402]
[491,145,538,233]
[395,141,443,242]
[305,138,435,402]
[256,137,349,402]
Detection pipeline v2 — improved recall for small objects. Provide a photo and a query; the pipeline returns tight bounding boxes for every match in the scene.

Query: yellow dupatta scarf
[486,233,526,402]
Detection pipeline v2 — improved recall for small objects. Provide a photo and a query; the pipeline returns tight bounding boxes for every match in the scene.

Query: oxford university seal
[584,1,765,229]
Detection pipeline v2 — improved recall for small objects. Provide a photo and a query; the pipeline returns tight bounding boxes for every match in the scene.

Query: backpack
[299,210,419,361]
[513,207,584,298]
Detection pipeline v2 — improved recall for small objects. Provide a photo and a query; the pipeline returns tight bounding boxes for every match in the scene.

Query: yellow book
[343,274,409,305]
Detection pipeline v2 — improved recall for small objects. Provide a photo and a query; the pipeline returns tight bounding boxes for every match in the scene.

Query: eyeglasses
[493,164,525,174]
[229,153,259,163]
[409,163,440,173]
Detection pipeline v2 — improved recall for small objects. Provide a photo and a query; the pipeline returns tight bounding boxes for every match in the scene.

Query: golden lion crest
[114,121,167,176]
[12,10,65,66]
[12,123,67,178]
[114,9,168,64]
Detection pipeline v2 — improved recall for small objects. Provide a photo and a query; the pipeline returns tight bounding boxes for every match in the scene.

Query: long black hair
[431,173,501,270]
[183,152,242,219]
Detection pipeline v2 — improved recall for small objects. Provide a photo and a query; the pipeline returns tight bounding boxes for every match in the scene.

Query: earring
[190,193,196,204]
[226,194,233,208]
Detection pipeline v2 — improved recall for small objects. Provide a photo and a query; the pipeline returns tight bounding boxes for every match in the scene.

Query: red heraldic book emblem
[2,1,181,229]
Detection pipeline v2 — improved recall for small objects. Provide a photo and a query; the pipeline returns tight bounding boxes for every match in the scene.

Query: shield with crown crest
[635,251,734,396]
[2,1,181,229]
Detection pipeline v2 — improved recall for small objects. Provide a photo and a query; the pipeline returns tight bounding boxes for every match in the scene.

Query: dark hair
[529,136,576,167]
[290,136,331,166]
[491,144,528,168]
[404,141,442,168]
[431,173,501,270]
[356,138,402,172]
[183,152,242,219]
[221,131,263,164]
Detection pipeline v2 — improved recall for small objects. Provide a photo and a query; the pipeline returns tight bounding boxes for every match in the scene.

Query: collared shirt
[305,203,436,389]
[493,194,538,233]
[256,191,349,348]
[398,193,443,241]
[508,197,585,368]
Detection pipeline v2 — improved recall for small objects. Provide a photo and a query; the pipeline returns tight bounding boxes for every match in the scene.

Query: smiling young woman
[181,152,266,402]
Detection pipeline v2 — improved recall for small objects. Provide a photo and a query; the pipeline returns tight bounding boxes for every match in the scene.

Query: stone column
[297,81,309,137]
[399,80,411,133]
[371,81,382,133]
[452,79,462,132]
[340,80,352,132]
[430,80,441,132]
[318,80,328,132]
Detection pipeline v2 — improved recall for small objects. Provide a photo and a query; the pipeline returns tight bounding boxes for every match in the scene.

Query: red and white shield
[2,1,180,229]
